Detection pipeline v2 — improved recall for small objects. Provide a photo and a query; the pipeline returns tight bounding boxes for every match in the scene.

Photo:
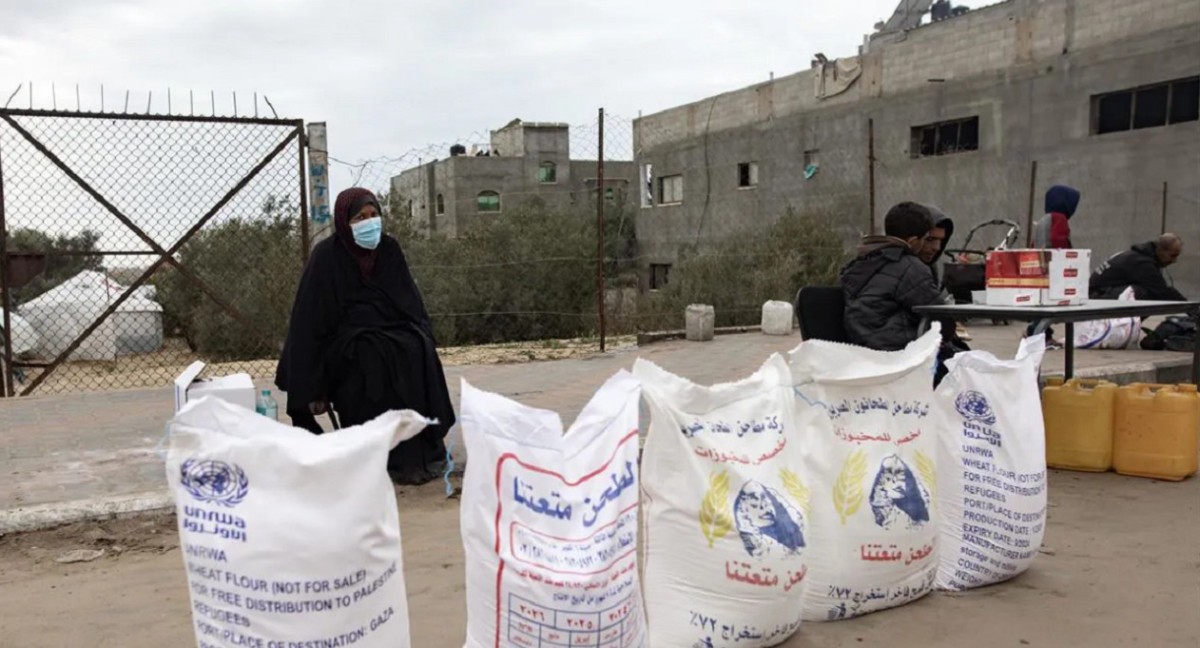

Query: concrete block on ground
[685,304,715,342]
[761,300,795,336]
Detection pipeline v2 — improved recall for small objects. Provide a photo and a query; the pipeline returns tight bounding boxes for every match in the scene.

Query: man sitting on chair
[841,202,959,385]
[1090,233,1186,302]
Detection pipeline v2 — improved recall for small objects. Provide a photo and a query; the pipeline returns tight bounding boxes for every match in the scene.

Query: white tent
[20,270,163,361]
[1,312,39,355]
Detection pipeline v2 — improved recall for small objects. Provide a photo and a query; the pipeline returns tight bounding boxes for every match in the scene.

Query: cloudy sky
[0,0,965,184]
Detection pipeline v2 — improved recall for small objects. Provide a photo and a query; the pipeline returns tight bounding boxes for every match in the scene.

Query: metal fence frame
[0,109,309,396]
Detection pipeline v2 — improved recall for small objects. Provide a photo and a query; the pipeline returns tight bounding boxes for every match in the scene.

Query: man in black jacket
[842,202,958,384]
[1090,234,1186,301]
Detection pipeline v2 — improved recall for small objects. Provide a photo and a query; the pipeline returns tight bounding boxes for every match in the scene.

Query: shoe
[955,322,972,341]
[1046,339,1064,350]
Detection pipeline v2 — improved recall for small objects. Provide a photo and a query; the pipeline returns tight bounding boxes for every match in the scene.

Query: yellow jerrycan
[1041,377,1117,472]
[1113,383,1200,481]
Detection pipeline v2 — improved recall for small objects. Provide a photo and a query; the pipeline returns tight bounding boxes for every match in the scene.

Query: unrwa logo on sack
[954,391,996,426]
[181,458,249,508]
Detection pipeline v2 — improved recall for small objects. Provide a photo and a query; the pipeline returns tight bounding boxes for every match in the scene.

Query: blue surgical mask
[351,217,382,250]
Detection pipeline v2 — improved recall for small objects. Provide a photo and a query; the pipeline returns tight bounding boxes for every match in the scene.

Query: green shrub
[154,199,303,360]
[150,191,847,357]
[636,207,849,331]
[397,197,602,345]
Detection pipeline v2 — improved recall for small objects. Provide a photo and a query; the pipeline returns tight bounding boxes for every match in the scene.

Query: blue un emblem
[954,390,997,426]
[180,459,249,507]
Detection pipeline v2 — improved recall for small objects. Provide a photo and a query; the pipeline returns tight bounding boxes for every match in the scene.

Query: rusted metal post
[0,133,12,397]
[1025,161,1038,247]
[867,118,876,235]
[596,108,607,352]
[1161,181,1168,234]
[296,121,310,263]
[306,122,331,244]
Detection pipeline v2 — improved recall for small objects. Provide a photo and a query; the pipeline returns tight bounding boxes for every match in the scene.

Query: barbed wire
[2,83,287,119]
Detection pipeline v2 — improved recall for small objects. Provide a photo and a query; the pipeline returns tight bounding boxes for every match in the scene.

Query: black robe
[275,235,456,482]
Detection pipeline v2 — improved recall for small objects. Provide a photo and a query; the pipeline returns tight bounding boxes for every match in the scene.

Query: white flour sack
[635,354,808,648]
[166,396,427,648]
[459,371,646,648]
[934,335,1048,591]
[788,328,942,621]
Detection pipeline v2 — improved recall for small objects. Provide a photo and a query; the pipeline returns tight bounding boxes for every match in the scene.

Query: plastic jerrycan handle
[1125,383,1179,398]
[1065,378,1111,390]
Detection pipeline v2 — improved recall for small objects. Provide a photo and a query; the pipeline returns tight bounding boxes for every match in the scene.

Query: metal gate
[0,109,309,396]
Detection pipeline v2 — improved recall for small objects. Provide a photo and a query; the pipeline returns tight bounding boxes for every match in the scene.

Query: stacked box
[985,249,1090,306]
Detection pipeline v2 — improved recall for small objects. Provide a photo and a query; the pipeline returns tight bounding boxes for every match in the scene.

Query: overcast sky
[0,0,969,183]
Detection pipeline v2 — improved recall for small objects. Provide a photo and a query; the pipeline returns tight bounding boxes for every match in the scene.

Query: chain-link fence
[5,102,1192,397]
[0,108,307,396]
[326,112,647,348]
[324,111,854,345]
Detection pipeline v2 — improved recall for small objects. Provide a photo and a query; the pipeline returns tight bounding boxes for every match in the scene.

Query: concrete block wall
[631,0,1200,297]
[637,0,1200,149]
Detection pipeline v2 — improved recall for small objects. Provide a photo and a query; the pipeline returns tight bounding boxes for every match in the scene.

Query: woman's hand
[309,400,329,415]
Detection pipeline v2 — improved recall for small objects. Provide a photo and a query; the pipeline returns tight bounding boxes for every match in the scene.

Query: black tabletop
[913,299,1200,322]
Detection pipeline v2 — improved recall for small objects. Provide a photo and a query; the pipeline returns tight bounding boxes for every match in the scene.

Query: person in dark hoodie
[841,201,960,385]
[1028,184,1082,347]
[1033,184,1080,249]
[918,206,973,345]
[275,187,456,485]
[1090,233,1186,301]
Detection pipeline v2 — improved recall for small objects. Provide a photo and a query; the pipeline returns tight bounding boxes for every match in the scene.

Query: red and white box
[985,249,1090,306]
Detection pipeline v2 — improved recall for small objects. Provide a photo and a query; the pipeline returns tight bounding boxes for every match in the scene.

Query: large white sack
[934,335,1048,591]
[789,328,942,621]
[167,396,424,648]
[459,372,646,648]
[1074,286,1141,349]
[635,354,808,648]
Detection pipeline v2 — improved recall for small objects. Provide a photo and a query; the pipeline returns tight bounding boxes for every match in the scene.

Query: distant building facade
[391,120,634,237]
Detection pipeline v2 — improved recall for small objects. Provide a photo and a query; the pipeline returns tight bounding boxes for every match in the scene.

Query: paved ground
[0,322,1192,520]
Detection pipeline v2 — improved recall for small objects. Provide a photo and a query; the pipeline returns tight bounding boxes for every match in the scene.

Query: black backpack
[1140,316,1197,351]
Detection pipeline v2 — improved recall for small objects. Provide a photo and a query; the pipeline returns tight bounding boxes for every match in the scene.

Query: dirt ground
[16,334,638,395]
[1,470,1197,648]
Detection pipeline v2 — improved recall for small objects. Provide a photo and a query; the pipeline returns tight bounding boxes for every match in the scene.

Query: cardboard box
[985,287,1081,307]
[174,361,256,413]
[985,249,1090,306]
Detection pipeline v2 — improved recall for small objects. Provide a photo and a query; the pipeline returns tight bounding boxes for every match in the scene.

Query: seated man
[919,205,973,344]
[841,202,959,385]
[1090,233,1186,301]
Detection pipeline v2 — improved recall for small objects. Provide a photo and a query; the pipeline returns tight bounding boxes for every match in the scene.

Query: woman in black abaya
[275,187,455,485]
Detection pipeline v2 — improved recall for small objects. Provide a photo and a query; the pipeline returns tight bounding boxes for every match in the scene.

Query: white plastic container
[761,300,794,335]
[685,304,715,341]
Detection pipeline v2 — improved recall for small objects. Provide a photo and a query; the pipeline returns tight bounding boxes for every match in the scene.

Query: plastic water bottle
[256,389,278,421]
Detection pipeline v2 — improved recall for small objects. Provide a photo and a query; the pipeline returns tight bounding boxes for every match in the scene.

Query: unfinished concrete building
[391,120,633,237]
[633,0,1200,295]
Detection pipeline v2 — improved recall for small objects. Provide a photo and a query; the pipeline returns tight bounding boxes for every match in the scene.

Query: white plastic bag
[789,328,942,621]
[934,335,1048,591]
[459,372,646,648]
[167,396,425,648]
[635,355,807,648]
[1075,286,1141,349]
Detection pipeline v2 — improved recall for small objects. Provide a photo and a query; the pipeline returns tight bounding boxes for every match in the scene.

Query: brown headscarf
[333,187,383,279]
